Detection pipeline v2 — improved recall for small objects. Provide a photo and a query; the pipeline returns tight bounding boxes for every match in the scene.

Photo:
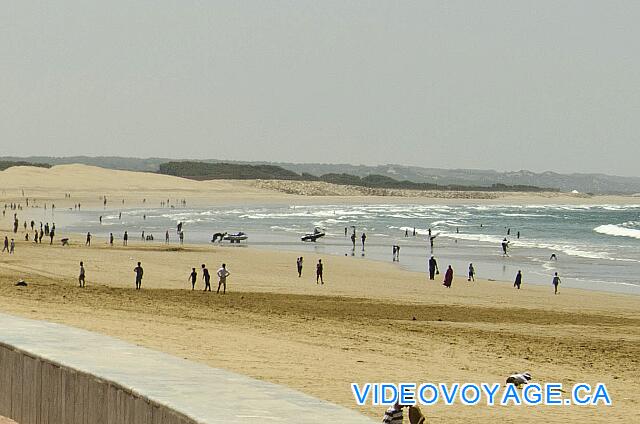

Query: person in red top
[443,265,453,288]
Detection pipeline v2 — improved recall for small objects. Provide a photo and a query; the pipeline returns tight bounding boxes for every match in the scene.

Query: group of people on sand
[427,254,561,293]
[296,256,325,284]
[188,263,230,293]
[75,260,232,294]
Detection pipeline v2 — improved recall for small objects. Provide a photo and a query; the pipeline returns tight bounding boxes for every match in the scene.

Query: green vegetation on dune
[158,161,301,180]
[158,161,556,192]
[0,161,51,171]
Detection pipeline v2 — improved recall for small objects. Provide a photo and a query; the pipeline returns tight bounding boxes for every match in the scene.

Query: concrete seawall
[0,313,375,423]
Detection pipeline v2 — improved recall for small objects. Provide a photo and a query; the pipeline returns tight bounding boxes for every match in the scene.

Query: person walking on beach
[468,263,475,282]
[316,259,324,284]
[123,231,128,246]
[188,267,197,290]
[86,232,92,246]
[443,265,453,288]
[501,238,509,256]
[9,239,15,254]
[297,257,303,277]
[79,261,86,288]
[361,232,366,250]
[202,264,211,291]
[134,262,144,289]
[350,232,356,249]
[179,231,184,245]
[110,233,114,246]
[552,272,561,294]
[514,270,522,289]
[428,255,439,280]
[216,264,230,294]
[165,230,170,244]
[2,236,8,253]
[49,227,55,244]
[344,227,347,237]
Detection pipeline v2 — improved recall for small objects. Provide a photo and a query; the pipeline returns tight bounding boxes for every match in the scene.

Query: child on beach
[468,263,475,282]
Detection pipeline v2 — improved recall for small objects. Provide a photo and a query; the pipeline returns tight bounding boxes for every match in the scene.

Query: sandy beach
[1,165,639,423]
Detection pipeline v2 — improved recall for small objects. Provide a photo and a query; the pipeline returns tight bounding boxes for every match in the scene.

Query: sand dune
[1,165,638,207]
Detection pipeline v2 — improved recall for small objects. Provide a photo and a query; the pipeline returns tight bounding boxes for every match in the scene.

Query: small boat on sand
[223,232,248,243]
[301,228,325,242]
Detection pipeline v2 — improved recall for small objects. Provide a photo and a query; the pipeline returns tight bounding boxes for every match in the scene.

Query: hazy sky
[2,1,639,176]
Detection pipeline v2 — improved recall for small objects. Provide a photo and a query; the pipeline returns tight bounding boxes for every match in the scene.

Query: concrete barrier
[0,313,375,423]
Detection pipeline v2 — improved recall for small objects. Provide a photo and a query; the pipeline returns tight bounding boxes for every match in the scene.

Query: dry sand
[0,165,639,423]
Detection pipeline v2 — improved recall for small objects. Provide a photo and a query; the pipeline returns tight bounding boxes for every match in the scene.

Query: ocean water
[52,203,640,295]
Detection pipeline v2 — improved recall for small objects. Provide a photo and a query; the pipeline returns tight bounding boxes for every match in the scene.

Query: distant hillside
[159,161,301,180]
[3,156,639,194]
[0,161,50,171]
[159,161,555,193]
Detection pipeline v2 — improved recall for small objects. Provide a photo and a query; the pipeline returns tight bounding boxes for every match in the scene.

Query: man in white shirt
[217,263,230,294]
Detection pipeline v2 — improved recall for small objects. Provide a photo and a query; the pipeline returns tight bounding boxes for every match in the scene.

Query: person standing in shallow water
[514,270,522,289]
[552,272,561,294]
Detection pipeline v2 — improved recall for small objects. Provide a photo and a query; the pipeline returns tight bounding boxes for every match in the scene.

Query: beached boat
[301,229,325,242]
[223,232,248,243]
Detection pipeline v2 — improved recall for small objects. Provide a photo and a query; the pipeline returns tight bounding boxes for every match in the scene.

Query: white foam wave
[594,224,640,240]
